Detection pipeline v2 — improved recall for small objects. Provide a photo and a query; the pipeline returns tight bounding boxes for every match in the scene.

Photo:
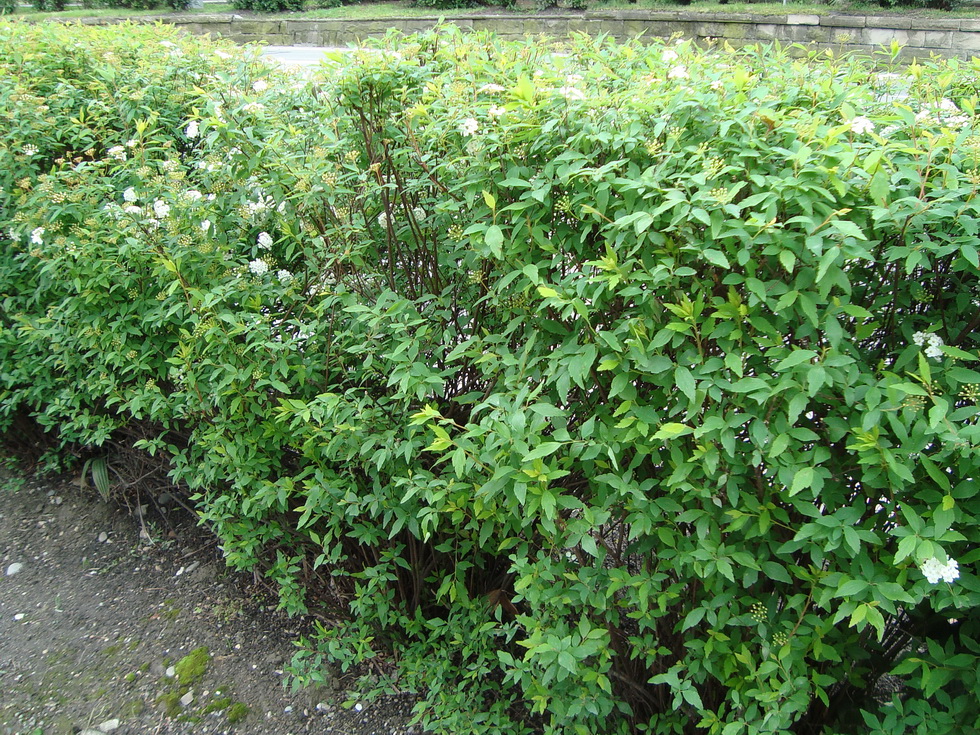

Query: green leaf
[675,366,696,402]
[482,189,496,211]
[775,350,817,372]
[703,249,730,269]
[524,442,563,462]
[789,467,814,497]
[485,225,504,258]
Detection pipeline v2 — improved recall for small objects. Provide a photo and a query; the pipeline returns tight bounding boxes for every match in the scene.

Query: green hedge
[2,22,980,735]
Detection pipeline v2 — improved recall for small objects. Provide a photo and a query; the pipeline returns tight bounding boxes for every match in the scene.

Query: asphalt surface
[260,45,342,66]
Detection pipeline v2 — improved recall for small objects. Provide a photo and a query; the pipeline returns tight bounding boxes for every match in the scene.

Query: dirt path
[0,470,417,735]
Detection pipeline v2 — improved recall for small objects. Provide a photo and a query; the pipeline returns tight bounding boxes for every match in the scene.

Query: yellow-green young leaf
[537,285,560,299]
[654,422,693,440]
[597,359,620,371]
[482,189,496,211]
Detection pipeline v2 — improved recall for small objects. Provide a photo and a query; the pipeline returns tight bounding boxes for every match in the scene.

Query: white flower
[920,557,959,584]
[412,206,425,221]
[23,144,38,156]
[153,200,171,219]
[710,80,723,91]
[913,331,944,359]
[566,74,584,85]
[277,269,293,284]
[558,86,585,101]
[248,258,269,276]
[488,104,506,118]
[243,102,265,113]
[185,120,199,139]
[126,139,138,148]
[879,125,900,137]
[215,50,232,60]
[30,227,44,245]
[201,219,212,232]
[257,232,273,250]
[183,189,203,202]
[107,145,126,162]
[160,40,177,48]
[850,116,875,135]
[668,66,689,80]
[662,48,679,62]
[124,205,142,216]
[252,80,268,93]
[478,83,505,93]
[377,211,389,229]
[459,118,479,137]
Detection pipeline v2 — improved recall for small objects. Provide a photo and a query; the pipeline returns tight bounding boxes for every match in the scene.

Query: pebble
[99,719,121,732]
[98,532,108,543]
[315,702,329,712]
[13,613,25,621]
[180,691,194,707]
[6,562,23,576]
[165,665,176,677]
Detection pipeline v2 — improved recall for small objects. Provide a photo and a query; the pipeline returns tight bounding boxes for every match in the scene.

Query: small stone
[284,706,293,714]
[13,613,25,621]
[179,691,194,707]
[315,702,328,712]
[98,532,108,543]
[98,719,120,732]
[6,563,23,576]
[50,495,63,505]
[165,666,176,677]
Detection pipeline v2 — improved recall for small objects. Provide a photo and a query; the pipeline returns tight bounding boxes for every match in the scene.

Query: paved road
[260,45,342,66]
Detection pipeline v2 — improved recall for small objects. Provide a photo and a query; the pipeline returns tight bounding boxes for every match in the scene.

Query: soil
[0,469,418,735]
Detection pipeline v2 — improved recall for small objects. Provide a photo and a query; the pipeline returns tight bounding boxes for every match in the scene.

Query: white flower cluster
[668,66,689,80]
[182,189,203,202]
[488,104,506,118]
[257,232,273,250]
[247,195,276,217]
[912,331,944,360]
[662,48,679,62]
[277,269,293,284]
[915,99,970,129]
[153,200,171,219]
[850,116,875,135]
[459,118,479,137]
[478,83,505,93]
[558,86,585,101]
[185,120,199,139]
[23,144,38,156]
[31,227,44,245]
[920,556,959,584]
[123,187,138,203]
[107,146,127,162]
[252,80,268,93]
[248,258,270,276]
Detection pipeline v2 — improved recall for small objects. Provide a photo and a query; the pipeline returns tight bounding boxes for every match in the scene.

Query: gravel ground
[0,469,418,735]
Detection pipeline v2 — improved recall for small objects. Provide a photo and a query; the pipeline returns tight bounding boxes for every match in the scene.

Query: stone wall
[82,10,980,61]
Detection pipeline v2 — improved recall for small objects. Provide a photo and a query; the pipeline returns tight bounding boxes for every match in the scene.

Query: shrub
[230,0,304,13]
[2,22,979,735]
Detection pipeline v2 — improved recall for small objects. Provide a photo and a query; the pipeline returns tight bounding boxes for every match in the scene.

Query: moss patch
[226,702,249,724]
[174,646,210,685]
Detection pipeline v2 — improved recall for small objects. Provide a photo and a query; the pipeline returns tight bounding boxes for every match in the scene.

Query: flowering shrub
[2,22,980,735]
